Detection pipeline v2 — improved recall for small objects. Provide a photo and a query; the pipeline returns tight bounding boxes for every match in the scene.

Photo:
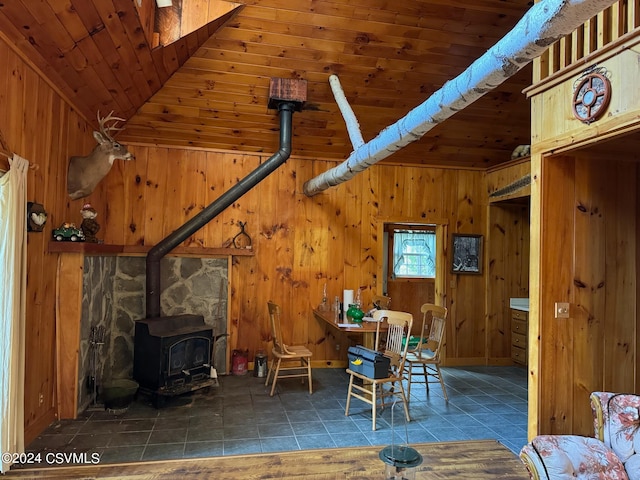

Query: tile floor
[19,365,528,469]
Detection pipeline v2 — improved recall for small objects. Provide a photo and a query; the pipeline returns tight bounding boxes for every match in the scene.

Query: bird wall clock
[572,70,612,124]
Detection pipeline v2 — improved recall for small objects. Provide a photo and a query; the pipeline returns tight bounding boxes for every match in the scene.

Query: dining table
[312,307,386,349]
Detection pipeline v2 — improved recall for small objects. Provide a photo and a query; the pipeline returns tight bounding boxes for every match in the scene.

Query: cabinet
[511,309,528,365]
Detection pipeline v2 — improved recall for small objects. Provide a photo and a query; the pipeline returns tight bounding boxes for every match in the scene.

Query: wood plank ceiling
[0,0,534,170]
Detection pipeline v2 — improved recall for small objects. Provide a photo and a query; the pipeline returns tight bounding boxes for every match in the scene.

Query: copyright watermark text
[2,451,101,465]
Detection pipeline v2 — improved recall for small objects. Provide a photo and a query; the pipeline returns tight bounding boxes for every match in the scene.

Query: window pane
[392,230,435,278]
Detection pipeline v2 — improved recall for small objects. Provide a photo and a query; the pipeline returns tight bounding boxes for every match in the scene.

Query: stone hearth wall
[77,256,228,413]
[78,257,117,412]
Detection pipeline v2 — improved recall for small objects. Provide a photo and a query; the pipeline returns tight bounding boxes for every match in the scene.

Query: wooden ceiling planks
[0,0,236,127]
[1,0,535,169]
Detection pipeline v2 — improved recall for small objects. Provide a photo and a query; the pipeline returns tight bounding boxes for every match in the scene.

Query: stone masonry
[77,256,228,413]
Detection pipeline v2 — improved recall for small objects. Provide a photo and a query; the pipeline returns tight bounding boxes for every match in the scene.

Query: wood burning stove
[133,314,215,406]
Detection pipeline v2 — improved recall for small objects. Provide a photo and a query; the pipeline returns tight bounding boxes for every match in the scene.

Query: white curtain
[392,230,436,278]
[0,154,28,473]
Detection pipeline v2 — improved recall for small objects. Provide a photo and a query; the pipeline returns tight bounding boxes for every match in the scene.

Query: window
[391,228,436,278]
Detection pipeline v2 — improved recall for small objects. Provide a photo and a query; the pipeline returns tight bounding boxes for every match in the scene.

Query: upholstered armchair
[520,434,628,479]
[590,392,640,480]
[519,392,640,480]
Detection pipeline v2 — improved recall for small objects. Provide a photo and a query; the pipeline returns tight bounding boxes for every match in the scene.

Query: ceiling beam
[302,0,619,196]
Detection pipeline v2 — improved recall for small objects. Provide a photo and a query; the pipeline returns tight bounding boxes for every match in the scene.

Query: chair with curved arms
[265,301,313,397]
[520,434,629,480]
[590,392,640,479]
[404,303,448,402]
[519,391,640,480]
[345,309,413,430]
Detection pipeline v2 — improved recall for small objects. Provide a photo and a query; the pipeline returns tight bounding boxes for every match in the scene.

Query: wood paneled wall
[486,160,531,362]
[532,151,640,436]
[0,34,96,444]
[528,36,640,439]
[93,147,497,370]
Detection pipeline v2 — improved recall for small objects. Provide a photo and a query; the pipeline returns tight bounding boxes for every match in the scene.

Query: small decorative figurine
[52,223,85,242]
[80,203,100,243]
[27,202,47,232]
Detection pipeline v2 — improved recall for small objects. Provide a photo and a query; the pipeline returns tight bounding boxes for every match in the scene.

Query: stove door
[168,335,210,375]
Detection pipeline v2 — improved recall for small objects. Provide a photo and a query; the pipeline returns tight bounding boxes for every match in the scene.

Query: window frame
[387,224,437,279]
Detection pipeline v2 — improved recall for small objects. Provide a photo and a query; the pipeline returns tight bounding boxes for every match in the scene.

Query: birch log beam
[302,0,619,197]
[329,74,365,150]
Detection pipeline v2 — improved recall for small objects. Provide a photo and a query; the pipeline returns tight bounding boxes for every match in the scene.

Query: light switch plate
[555,302,570,318]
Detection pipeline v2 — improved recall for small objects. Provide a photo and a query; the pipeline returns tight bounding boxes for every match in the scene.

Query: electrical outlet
[555,302,570,319]
[38,393,44,406]
[335,344,340,351]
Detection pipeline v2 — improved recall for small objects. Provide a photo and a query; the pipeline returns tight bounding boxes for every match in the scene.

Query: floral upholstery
[520,435,628,480]
[590,392,640,480]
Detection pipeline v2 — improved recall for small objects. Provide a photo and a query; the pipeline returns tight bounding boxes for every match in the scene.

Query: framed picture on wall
[451,234,483,274]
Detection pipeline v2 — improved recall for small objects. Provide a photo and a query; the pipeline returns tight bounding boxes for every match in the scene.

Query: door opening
[377,219,447,325]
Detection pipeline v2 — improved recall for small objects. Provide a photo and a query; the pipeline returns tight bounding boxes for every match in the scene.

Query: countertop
[510,298,529,312]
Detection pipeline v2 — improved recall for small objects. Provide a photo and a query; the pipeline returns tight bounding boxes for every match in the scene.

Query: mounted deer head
[67,111,134,200]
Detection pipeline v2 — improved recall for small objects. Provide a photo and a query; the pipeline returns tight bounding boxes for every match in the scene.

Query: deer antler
[97,110,125,142]
[67,111,133,199]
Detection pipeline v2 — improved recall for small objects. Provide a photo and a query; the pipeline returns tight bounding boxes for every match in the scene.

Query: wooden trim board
[5,440,528,479]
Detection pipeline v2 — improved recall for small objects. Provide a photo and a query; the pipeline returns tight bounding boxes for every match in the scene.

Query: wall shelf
[47,242,254,257]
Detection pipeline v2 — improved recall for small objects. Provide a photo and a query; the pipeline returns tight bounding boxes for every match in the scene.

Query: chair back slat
[385,324,405,357]
[414,303,447,355]
[425,317,445,354]
[267,301,292,355]
[372,309,413,374]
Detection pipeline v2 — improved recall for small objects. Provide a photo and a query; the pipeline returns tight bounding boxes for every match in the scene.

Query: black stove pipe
[146,101,296,318]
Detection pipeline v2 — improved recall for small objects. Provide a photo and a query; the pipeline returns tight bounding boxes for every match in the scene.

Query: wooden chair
[265,301,313,396]
[345,309,413,430]
[404,303,448,402]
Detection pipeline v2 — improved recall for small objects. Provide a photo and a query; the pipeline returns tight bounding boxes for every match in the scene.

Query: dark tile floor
[19,365,528,469]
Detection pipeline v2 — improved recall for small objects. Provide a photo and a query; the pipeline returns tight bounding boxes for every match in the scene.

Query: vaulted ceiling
[0,0,534,169]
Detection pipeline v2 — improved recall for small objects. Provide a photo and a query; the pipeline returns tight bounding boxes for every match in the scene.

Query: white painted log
[303,0,618,196]
[329,74,365,149]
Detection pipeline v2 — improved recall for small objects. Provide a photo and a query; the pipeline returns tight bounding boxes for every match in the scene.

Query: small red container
[232,349,248,375]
